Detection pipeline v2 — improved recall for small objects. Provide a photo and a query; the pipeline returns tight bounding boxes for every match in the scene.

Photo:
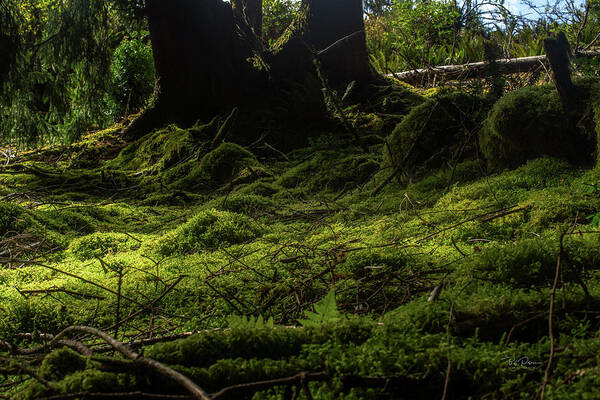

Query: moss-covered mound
[480,80,599,170]
[0,201,25,237]
[69,232,139,260]
[383,92,489,178]
[108,120,217,172]
[165,142,263,190]
[276,151,379,193]
[157,209,264,254]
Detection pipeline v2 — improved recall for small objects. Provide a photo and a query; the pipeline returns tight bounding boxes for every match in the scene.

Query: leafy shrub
[69,232,138,260]
[157,209,264,254]
[108,38,154,118]
[263,0,300,45]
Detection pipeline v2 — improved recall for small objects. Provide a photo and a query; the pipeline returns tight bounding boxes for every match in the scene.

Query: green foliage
[0,0,144,145]
[480,81,599,170]
[299,289,341,326]
[108,37,154,118]
[262,0,299,45]
[228,314,275,329]
[156,209,264,254]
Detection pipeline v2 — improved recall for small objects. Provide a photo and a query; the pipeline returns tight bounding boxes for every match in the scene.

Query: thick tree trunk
[126,0,376,138]
[126,0,264,136]
[271,0,374,89]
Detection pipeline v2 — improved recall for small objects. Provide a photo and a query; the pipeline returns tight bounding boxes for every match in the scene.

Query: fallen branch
[388,51,600,84]
[44,326,210,400]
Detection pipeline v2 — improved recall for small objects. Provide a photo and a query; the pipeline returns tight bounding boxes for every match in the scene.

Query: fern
[227,314,275,329]
[299,289,341,327]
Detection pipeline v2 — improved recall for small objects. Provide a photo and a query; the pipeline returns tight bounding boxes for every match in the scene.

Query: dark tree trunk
[544,32,579,106]
[126,0,376,138]
[271,0,374,90]
[232,0,263,37]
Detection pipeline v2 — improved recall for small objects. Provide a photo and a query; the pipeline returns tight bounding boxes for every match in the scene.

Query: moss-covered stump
[480,79,600,171]
[382,92,489,179]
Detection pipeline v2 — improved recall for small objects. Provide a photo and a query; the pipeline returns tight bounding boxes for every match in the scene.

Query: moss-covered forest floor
[1,82,600,399]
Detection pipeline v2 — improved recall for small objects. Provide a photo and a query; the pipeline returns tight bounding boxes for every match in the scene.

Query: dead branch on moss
[48,326,210,400]
[389,50,600,85]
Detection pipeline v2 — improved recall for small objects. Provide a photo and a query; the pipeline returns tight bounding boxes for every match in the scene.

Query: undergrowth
[1,82,600,399]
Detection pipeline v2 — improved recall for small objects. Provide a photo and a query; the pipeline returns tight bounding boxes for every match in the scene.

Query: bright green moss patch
[69,232,139,260]
[204,194,277,216]
[108,123,207,172]
[167,142,261,190]
[157,209,264,254]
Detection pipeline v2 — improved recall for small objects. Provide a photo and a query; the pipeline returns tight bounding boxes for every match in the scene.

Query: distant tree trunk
[126,0,376,138]
[232,0,263,37]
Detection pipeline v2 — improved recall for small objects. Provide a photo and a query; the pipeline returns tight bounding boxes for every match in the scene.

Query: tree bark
[232,0,263,37]
[126,0,376,138]
[271,0,374,89]
[544,32,579,106]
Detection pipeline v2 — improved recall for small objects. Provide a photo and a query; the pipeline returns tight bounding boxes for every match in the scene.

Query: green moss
[464,235,600,288]
[205,194,277,216]
[169,143,260,190]
[146,320,373,368]
[37,209,95,235]
[59,370,126,394]
[480,81,599,171]
[0,201,24,236]
[276,152,379,192]
[39,348,87,381]
[236,181,282,197]
[69,232,139,260]
[383,92,488,178]
[108,123,210,172]
[157,209,264,254]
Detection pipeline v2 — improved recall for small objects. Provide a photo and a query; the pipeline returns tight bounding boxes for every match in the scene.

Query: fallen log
[388,50,600,85]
